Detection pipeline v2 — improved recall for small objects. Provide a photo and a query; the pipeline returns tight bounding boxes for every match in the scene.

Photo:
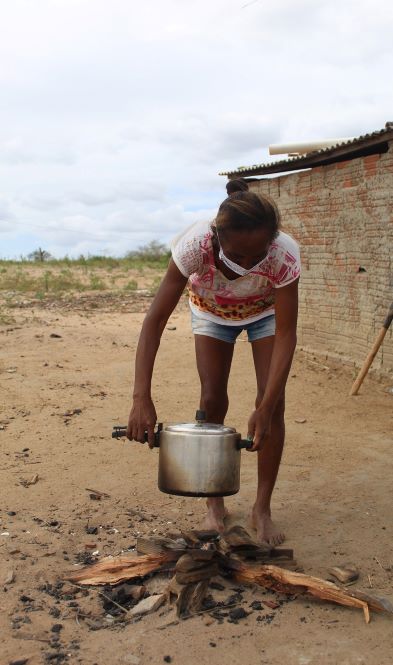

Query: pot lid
[164,422,237,435]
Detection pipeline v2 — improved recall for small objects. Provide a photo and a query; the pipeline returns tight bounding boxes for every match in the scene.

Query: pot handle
[237,438,254,450]
[112,424,162,448]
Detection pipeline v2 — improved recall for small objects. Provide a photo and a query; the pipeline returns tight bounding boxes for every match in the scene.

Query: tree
[125,240,170,262]
[28,247,53,262]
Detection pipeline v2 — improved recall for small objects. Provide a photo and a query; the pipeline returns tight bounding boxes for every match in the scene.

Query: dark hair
[216,190,280,239]
[226,178,249,195]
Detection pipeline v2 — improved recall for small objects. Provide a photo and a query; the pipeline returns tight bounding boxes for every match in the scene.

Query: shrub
[123,279,138,291]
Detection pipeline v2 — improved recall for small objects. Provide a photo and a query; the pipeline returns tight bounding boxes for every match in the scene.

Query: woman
[127,180,300,545]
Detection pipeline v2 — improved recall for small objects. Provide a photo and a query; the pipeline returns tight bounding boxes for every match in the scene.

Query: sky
[0,0,392,258]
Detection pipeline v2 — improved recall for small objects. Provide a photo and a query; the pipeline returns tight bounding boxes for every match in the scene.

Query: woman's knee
[201,390,229,421]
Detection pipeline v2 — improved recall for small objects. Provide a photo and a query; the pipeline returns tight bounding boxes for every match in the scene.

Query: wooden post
[349,301,393,396]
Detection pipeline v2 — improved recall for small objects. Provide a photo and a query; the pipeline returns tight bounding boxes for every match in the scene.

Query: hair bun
[226,178,249,195]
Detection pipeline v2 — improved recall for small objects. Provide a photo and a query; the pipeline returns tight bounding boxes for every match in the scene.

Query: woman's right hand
[127,397,157,449]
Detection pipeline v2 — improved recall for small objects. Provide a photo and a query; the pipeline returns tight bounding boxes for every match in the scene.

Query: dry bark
[176,579,210,618]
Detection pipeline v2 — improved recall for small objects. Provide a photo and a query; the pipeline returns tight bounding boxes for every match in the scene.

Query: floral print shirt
[171,220,300,325]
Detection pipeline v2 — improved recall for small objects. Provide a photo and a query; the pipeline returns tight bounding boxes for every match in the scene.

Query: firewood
[127,584,146,601]
[175,564,219,585]
[180,531,202,546]
[189,580,210,613]
[224,525,270,552]
[176,582,195,617]
[136,537,186,556]
[351,590,393,615]
[265,559,299,570]
[267,548,294,560]
[176,554,214,573]
[182,530,220,545]
[166,575,184,599]
[176,580,210,618]
[233,562,393,623]
[62,527,393,624]
[328,565,359,584]
[188,548,216,562]
[223,526,293,562]
[216,538,231,556]
[65,552,177,586]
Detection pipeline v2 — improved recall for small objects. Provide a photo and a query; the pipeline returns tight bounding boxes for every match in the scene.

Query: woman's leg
[194,333,235,532]
[251,335,286,545]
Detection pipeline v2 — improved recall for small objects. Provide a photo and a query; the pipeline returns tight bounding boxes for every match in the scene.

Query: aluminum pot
[112,410,252,497]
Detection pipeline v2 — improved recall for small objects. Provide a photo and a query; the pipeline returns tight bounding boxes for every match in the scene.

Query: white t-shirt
[171,220,300,325]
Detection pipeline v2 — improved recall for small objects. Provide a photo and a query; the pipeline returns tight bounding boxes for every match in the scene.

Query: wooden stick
[350,301,393,396]
[98,590,129,614]
[85,487,110,498]
[233,562,393,622]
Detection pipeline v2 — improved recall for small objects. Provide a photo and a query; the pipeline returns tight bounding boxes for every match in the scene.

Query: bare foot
[250,507,285,546]
[203,498,229,534]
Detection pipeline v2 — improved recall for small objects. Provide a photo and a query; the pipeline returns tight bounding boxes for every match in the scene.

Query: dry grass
[0,262,166,298]
[0,308,16,325]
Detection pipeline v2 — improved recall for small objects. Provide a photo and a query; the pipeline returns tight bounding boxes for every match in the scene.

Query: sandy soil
[1,294,393,665]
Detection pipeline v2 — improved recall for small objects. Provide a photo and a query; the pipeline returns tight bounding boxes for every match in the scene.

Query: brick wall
[250,145,393,378]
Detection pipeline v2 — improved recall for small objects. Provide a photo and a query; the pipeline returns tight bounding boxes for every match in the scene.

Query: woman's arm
[248,278,299,450]
[128,259,188,445]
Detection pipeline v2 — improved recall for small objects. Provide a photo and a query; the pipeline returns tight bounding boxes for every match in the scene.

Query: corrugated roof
[220,123,393,178]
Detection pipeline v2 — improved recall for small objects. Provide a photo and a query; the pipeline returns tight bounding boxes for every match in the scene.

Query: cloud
[152,113,281,164]
[0,137,77,166]
[0,0,392,257]
[0,197,15,232]
[36,204,217,258]
[0,199,218,258]
[70,181,167,206]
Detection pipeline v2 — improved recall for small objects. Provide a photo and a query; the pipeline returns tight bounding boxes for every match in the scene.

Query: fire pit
[65,526,393,624]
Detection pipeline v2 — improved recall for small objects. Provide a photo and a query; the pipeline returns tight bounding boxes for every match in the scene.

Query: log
[233,562,393,623]
[65,552,177,586]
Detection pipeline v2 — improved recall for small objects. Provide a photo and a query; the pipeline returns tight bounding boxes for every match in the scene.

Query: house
[221,123,393,377]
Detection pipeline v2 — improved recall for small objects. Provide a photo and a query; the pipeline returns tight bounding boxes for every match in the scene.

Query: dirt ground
[1,293,393,665]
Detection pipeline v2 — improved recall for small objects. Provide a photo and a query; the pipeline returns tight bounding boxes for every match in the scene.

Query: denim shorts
[191,310,276,343]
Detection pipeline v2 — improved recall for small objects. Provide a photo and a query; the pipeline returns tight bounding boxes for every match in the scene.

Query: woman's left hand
[247,408,272,451]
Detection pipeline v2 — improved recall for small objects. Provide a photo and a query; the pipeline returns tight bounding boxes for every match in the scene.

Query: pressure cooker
[112,410,252,497]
